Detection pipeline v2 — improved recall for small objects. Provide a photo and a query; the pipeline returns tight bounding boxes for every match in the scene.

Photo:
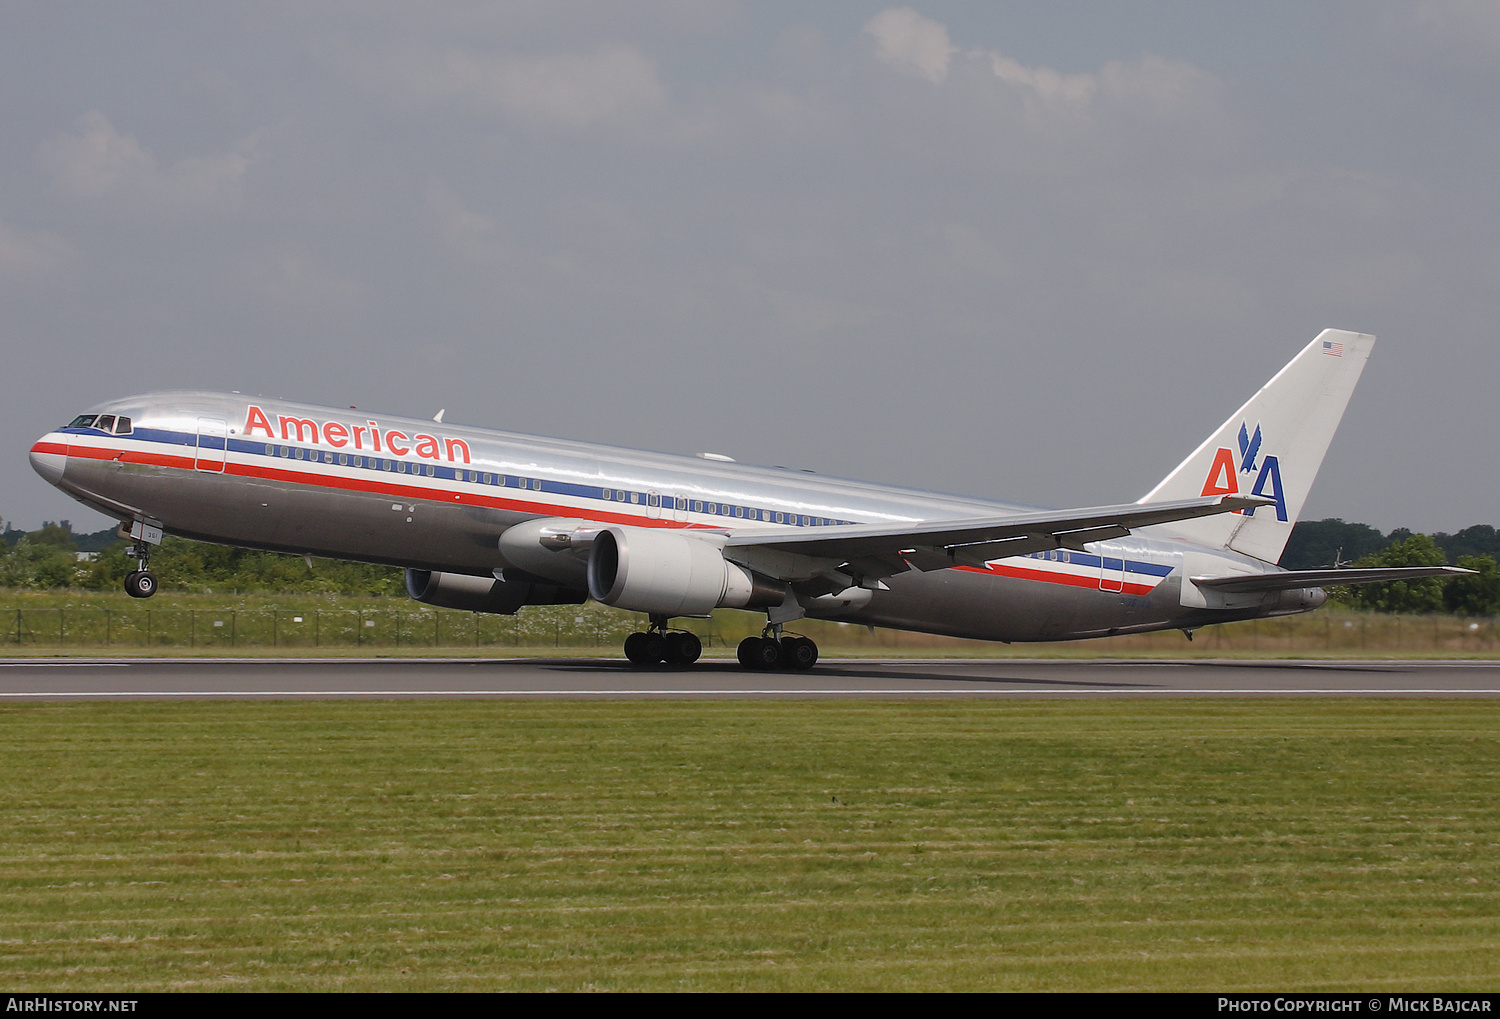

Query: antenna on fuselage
[433,409,445,423]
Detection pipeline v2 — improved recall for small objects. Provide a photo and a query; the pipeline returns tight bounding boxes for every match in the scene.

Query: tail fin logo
[1237,423,1262,474]
[1201,421,1287,521]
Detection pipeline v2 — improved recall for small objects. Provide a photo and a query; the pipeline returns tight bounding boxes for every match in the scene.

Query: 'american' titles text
[243,405,471,464]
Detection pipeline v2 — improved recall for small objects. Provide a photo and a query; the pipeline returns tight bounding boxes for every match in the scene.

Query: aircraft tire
[783,636,818,670]
[664,631,702,666]
[624,631,652,664]
[750,636,783,670]
[641,631,666,663]
[124,570,158,599]
[737,636,763,668]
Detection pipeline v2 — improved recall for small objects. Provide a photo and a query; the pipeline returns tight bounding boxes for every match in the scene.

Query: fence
[0,606,680,651]
[1,604,1496,654]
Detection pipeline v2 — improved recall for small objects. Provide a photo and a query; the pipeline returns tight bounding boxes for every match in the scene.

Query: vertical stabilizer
[1138,329,1374,563]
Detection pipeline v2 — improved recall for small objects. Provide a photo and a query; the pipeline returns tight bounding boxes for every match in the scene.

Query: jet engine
[586,526,787,616]
[405,569,585,615]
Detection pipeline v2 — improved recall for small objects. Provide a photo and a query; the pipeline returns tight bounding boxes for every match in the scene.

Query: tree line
[0,519,403,597]
[2,515,1497,614]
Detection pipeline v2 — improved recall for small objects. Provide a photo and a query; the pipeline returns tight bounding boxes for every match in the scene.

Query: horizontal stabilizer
[1191,566,1474,594]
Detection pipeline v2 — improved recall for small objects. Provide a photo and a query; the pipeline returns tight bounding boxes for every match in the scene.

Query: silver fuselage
[30,391,1321,641]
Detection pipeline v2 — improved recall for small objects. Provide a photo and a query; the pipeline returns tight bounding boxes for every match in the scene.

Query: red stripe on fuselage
[957,562,1157,597]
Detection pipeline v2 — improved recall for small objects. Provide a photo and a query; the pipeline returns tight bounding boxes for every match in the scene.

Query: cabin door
[196,417,227,473]
[1098,555,1125,593]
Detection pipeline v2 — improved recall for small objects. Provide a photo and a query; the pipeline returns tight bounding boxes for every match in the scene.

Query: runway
[1,657,1498,699]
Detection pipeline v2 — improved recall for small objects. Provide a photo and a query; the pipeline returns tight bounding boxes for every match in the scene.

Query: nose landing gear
[123,540,158,599]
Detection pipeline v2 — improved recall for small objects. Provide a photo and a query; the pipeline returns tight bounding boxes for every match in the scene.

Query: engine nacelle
[586,526,787,617]
[405,569,585,615]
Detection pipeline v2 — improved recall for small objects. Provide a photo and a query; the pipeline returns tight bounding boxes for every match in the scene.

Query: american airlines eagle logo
[1200,421,1287,521]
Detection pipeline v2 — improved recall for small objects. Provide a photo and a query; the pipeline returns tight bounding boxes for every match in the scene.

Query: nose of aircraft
[29,439,67,486]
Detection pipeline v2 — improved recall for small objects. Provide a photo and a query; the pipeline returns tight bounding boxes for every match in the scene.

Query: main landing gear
[123,540,158,599]
[620,618,819,670]
[737,624,818,671]
[624,615,703,666]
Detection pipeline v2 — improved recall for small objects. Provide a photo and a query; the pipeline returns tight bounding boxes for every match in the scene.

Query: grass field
[1,699,1496,991]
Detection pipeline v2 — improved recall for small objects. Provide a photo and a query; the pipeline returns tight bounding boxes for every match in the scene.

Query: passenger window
[265,444,275,455]
[735,507,744,518]
[426,465,436,477]
[531,478,540,490]
[339,454,349,466]
[632,492,641,504]
[295,448,305,460]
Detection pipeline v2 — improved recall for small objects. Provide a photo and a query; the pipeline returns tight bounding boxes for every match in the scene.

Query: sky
[2,1,1496,536]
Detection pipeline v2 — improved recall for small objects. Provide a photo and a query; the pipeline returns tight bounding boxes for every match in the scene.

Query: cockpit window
[96,415,115,433]
[67,415,98,428]
[113,417,132,434]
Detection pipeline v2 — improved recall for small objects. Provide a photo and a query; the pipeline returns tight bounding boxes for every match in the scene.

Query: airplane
[28,328,1466,669]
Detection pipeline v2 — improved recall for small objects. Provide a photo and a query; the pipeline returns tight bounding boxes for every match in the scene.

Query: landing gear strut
[737,623,818,671]
[123,540,158,599]
[623,615,702,666]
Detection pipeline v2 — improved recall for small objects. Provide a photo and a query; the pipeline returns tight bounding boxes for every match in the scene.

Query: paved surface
[1,657,1498,699]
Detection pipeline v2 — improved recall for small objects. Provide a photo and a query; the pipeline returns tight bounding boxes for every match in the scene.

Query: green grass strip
[1,700,1496,991]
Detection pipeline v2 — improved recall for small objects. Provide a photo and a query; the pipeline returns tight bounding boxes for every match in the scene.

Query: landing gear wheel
[782,636,818,670]
[124,570,158,599]
[747,636,782,670]
[737,636,763,668]
[664,631,702,666]
[624,631,653,665]
[641,631,666,663]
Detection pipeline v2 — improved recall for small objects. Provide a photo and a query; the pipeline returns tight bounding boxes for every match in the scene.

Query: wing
[1190,566,1474,594]
[722,494,1271,588]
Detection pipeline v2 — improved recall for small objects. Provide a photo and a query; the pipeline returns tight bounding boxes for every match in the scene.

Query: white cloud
[864,7,954,83]
[864,7,1218,122]
[345,42,667,127]
[38,111,250,216]
[0,218,71,283]
[986,54,1095,105]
